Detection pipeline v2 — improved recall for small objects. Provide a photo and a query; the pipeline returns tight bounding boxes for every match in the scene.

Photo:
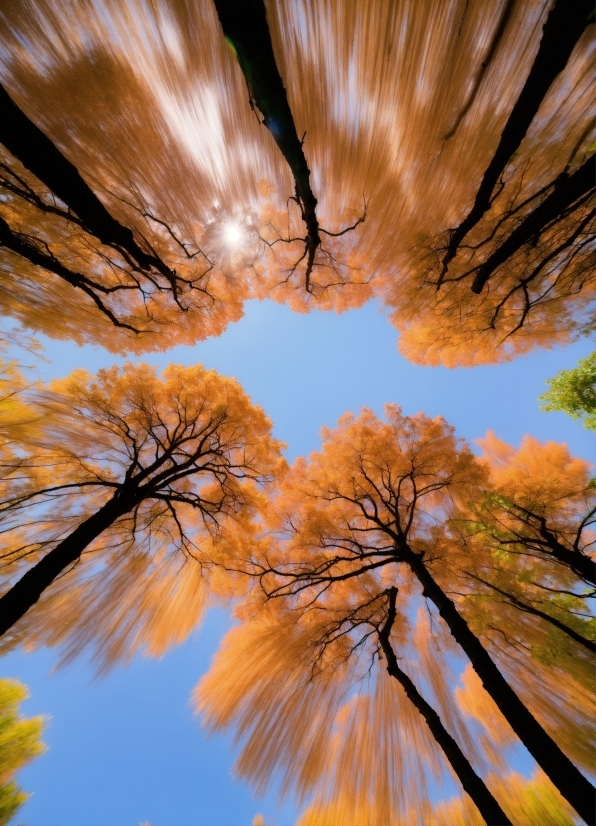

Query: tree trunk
[537,518,596,587]
[471,157,595,294]
[0,83,169,277]
[0,215,141,333]
[440,0,593,277]
[212,0,321,286]
[399,545,595,824]
[379,587,512,825]
[0,494,130,637]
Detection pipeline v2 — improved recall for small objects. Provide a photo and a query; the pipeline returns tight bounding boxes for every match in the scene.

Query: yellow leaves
[434,770,578,826]
[0,678,45,824]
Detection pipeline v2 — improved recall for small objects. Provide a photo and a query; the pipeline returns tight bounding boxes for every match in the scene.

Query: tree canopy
[0,0,592,358]
[0,0,593,822]
[197,407,594,824]
[0,361,284,666]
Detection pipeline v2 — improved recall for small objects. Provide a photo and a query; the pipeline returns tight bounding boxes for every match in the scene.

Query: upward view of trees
[0,0,594,823]
[0,361,283,663]
[197,407,594,824]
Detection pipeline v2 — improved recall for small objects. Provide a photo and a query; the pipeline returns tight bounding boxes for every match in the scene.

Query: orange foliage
[0,141,249,353]
[0,362,284,668]
[446,433,596,771]
[196,408,517,820]
[0,0,591,358]
[196,407,595,820]
[299,768,579,826]
[197,606,495,825]
[253,199,372,313]
[432,770,579,826]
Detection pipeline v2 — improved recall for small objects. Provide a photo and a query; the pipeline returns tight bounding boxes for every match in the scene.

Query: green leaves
[539,351,596,431]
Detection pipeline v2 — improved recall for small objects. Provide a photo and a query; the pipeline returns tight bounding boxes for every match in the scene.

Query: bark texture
[440,0,593,280]
[379,587,512,825]
[0,83,170,276]
[213,0,321,288]
[398,543,596,824]
[0,494,130,637]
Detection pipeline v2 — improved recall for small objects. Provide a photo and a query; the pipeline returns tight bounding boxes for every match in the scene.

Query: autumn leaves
[194,407,594,823]
[0,364,284,649]
[1,377,594,822]
[0,0,595,824]
[1,2,592,363]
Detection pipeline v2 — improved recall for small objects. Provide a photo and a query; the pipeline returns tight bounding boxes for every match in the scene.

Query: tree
[198,602,511,825]
[299,770,579,826]
[466,431,596,586]
[377,587,511,824]
[382,4,595,366]
[540,351,596,432]
[197,407,594,823]
[0,678,45,826]
[213,0,369,305]
[2,0,592,362]
[0,83,171,276]
[437,0,593,281]
[0,91,249,352]
[213,0,322,287]
[432,769,580,826]
[0,362,284,665]
[389,145,595,367]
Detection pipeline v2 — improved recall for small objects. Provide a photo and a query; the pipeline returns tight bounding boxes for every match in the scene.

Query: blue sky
[2,298,594,825]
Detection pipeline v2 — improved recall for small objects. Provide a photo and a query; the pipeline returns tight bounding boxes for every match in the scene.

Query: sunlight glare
[224,221,244,247]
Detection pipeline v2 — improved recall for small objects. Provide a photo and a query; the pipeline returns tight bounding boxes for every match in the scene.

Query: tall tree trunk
[398,544,595,824]
[471,157,595,294]
[212,0,321,288]
[0,494,131,636]
[0,83,169,277]
[379,587,512,825]
[439,0,593,280]
[536,512,596,587]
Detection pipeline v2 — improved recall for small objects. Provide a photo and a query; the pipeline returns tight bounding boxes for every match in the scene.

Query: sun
[223,221,244,247]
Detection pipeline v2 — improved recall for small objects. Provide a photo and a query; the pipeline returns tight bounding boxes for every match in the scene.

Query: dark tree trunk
[0,215,141,332]
[379,587,512,825]
[212,0,321,286]
[0,83,169,277]
[471,156,596,294]
[0,494,131,637]
[440,0,593,278]
[536,514,596,587]
[398,545,595,824]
